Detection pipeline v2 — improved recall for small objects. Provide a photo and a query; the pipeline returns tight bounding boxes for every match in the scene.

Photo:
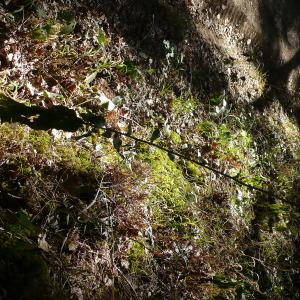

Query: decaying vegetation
[0,1,299,299]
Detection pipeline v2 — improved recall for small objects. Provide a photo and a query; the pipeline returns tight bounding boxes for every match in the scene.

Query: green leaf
[112,96,123,106]
[8,210,37,237]
[197,120,216,137]
[223,57,234,65]
[37,7,47,19]
[212,273,240,289]
[12,5,25,14]
[43,91,63,99]
[60,20,76,35]
[150,128,161,143]
[113,134,122,152]
[268,203,289,214]
[31,20,60,41]
[97,29,109,46]
[43,21,54,35]
[85,71,98,84]
[116,60,140,78]
[209,96,222,106]
[31,26,48,41]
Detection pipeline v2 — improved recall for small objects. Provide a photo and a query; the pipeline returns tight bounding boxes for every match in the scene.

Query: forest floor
[0,1,299,299]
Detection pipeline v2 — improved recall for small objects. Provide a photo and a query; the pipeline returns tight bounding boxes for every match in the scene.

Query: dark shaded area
[0,210,63,300]
[1,0,37,18]
[248,2,300,297]
[90,0,228,96]
[0,94,84,131]
[245,193,300,299]
[253,0,300,126]
[0,241,52,300]
[0,21,8,71]
[0,163,28,211]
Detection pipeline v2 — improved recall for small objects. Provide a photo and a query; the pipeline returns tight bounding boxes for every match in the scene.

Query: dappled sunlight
[0,1,299,299]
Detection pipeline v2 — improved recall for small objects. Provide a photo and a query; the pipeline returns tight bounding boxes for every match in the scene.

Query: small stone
[247,39,252,45]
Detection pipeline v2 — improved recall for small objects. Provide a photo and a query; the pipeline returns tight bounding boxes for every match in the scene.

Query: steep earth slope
[0,1,299,299]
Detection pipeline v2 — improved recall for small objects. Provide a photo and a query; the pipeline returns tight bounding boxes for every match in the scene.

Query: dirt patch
[186,0,300,125]
[89,0,229,96]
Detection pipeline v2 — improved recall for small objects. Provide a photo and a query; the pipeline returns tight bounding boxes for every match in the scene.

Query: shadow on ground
[253,0,300,126]
[0,94,84,131]
[90,0,228,98]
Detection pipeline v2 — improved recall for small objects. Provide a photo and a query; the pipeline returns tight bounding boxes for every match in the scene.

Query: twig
[7,192,23,199]
[241,253,273,271]
[81,125,285,201]
[60,230,70,255]
[82,186,102,212]
[115,266,139,300]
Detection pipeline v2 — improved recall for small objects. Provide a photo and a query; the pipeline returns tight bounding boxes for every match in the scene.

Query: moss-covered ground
[0,1,299,299]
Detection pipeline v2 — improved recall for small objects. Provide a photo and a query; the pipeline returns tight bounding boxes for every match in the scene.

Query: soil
[187,0,300,124]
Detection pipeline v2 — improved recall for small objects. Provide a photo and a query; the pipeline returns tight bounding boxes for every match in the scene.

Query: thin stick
[83,186,102,212]
[76,125,285,201]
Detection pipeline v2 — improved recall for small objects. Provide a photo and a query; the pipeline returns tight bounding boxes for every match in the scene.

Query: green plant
[172,96,197,115]
[97,29,110,46]
[116,60,141,79]
[128,241,146,273]
[139,148,192,226]
[31,20,58,41]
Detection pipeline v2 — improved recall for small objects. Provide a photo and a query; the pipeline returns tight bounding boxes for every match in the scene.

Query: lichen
[57,145,97,174]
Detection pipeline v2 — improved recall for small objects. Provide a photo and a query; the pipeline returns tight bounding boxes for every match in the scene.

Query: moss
[275,222,288,232]
[28,130,51,155]
[172,96,197,115]
[57,146,96,174]
[217,127,252,158]
[140,148,192,225]
[0,123,26,143]
[0,124,51,156]
[197,121,257,181]
[128,241,146,273]
[168,130,182,144]
[184,161,204,182]
[197,120,217,138]
[98,136,123,165]
[267,103,300,160]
